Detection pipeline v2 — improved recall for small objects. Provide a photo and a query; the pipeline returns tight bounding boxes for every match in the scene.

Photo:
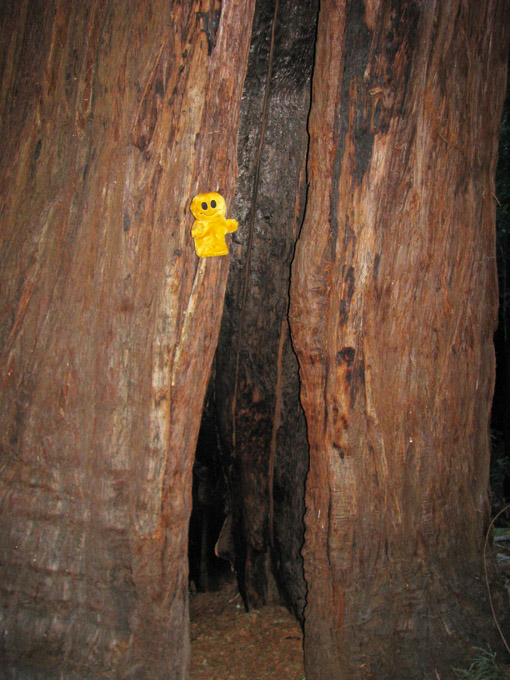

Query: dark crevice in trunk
[188,0,319,625]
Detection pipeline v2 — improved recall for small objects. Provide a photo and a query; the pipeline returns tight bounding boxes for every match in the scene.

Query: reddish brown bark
[290,0,509,678]
[0,1,254,678]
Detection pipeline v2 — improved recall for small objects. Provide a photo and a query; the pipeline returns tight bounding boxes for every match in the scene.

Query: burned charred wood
[213,0,318,618]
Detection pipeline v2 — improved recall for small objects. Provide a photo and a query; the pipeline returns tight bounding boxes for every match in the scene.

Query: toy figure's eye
[201,202,208,210]
[211,200,217,208]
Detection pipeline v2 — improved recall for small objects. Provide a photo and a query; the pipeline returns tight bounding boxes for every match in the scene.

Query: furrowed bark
[290,1,510,677]
[0,1,254,678]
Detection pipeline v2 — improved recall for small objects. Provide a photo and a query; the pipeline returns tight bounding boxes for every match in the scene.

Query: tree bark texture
[289,1,509,678]
[0,1,254,678]
[214,0,317,616]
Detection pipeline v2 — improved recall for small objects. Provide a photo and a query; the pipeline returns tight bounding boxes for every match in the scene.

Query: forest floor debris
[189,577,304,680]
[189,531,510,680]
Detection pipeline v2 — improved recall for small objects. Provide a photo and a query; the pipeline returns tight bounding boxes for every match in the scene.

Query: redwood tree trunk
[289,1,509,678]
[0,1,254,678]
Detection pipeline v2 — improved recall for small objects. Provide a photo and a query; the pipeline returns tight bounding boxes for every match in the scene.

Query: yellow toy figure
[190,192,238,257]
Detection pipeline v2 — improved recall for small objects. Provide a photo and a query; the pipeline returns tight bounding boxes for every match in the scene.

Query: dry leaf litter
[190,577,305,680]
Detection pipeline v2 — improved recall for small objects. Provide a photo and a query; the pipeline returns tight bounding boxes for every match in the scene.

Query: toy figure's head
[190,192,226,220]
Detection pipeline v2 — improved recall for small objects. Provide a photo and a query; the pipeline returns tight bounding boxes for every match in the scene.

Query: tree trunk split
[0,1,509,679]
[214,0,316,618]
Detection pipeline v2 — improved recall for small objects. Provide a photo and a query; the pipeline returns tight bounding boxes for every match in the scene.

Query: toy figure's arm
[225,219,238,234]
[191,220,206,238]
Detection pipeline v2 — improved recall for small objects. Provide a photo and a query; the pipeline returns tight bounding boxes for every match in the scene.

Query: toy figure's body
[190,192,238,257]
